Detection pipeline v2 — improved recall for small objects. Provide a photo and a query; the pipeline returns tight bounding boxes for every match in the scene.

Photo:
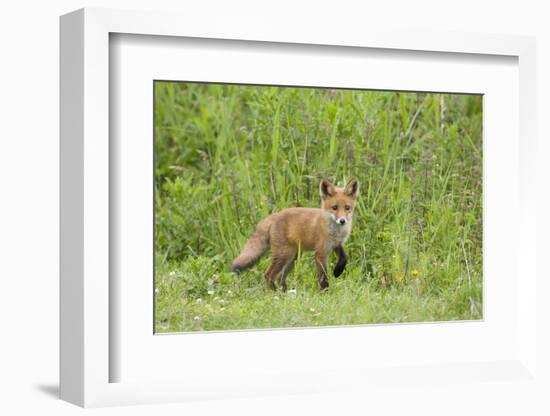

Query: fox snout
[337,218,347,225]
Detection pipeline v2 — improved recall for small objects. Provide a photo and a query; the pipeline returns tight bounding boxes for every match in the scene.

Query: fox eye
[345,205,351,211]
[331,205,338,211]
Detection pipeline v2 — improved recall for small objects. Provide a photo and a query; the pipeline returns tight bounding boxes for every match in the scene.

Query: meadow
[154,81,483,333]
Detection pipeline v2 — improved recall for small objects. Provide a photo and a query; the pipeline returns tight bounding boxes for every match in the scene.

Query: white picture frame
[60,7,538,408]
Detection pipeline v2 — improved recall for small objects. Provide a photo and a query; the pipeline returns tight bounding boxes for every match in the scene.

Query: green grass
[154,82,483,333]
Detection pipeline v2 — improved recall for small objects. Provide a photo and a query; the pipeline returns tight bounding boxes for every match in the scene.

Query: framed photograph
[152,81,484,334]
[60,8,538,408]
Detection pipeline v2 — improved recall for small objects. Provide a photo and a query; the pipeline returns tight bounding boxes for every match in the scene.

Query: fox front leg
[333,245,347,278]
[314,251,329,290]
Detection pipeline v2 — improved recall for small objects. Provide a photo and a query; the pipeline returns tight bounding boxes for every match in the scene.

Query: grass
[154,82,483,333]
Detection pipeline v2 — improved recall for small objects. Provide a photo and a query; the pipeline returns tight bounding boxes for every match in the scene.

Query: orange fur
[232,178,359,290]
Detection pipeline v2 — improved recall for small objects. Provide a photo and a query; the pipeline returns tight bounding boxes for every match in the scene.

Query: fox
[232,178,359,291]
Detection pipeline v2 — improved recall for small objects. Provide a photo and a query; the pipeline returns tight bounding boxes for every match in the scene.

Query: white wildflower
[196,298,202,304]
[288,289,297,295]
[207,289,214,295]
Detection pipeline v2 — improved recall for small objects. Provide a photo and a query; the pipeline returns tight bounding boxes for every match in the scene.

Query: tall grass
[154,82,482,332]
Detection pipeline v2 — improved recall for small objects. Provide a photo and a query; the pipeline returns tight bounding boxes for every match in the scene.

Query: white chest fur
[326,219,352,250]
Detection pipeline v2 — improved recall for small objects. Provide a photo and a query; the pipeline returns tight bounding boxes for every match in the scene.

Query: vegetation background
[154,81,483,332]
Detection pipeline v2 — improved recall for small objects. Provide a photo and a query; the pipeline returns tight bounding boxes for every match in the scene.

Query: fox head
[319,178,359,226]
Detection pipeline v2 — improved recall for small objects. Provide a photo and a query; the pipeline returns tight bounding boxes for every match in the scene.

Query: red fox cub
[232,178,359,291]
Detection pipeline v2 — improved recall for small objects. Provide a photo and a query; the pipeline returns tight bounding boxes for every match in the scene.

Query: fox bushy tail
[232,218,271,273]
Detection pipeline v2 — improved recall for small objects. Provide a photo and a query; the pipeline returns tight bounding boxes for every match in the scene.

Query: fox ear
[320,179,335,199]
[344,178,359,198]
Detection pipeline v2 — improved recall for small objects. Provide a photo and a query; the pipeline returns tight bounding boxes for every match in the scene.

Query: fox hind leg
[264,254,291,290]
[265,249,296,291]
[264,262,278,290]
[277,253,297,292]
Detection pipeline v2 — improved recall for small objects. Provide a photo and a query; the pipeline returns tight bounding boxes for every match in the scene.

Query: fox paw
[333,257,347,278]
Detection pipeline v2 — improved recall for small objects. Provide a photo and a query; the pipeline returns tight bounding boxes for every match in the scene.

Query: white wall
[1,1,548,415]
